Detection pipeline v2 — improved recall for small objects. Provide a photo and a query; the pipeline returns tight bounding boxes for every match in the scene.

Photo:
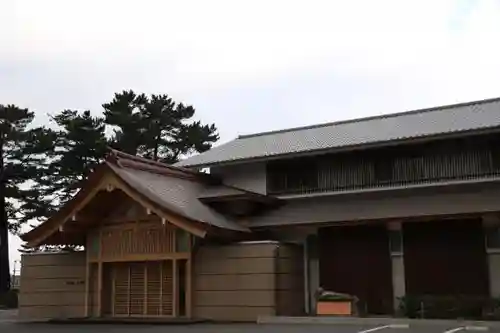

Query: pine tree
[102,90,145,155]
[0,105,54,292]
[103,90,219,163]
[19,90,219,256]
[45,109,108,206]
[9,127,58,229]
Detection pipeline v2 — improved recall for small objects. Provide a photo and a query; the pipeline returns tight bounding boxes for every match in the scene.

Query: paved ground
[0,310,17,322]
[0,311,496,333]
[0,323,493,333]
[0,323,410,333]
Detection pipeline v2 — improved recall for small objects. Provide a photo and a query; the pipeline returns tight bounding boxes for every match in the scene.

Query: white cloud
[2,0,500,271]
[2,0,465,85]
[4,0,498,97]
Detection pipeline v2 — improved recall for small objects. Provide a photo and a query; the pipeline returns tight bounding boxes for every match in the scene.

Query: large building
[19,97,500,321]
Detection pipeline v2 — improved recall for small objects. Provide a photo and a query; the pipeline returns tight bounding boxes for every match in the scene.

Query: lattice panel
[101,224,176,258]
[113,264,130,315]
[108,261,175,317]
[129,263,145,315]
[146,262,161,315]
[162,260,174,316]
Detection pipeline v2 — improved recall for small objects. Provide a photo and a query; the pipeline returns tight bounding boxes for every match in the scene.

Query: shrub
[398,295,500,320]
[0,289,18,309]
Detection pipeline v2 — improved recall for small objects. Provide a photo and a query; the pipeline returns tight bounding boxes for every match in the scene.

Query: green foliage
[0,105,56,232]
[102,90,145,155]
[317,292,356,302]
[46,110,108,206]
[103,90,218,163]
[0,105,57,291]
[0,289,18,309]
[2,90,218,254]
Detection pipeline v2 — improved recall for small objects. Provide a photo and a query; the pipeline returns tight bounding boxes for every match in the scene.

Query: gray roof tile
[109,164,249,232]
[176,98,500,167]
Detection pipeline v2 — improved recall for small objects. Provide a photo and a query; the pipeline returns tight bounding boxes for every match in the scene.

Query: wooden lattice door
[146,262,161,315]
[113,264,130,315]
[110,261,174,317]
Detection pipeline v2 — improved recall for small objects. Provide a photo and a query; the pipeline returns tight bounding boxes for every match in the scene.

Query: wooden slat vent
[108,261,174,317]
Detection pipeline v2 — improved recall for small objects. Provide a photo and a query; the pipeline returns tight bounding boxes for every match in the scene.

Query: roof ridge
[108,148,184,170]
[237,96,500,140]
[107,148,221,184]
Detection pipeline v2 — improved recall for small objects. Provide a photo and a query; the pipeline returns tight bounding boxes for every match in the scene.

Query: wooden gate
[85,213,193,318]
[403,219,489,296]
[107,261,174,316]
[318,225,394,315]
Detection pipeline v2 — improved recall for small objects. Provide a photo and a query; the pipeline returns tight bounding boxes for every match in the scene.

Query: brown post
[111,266,116,316]
[143,263,148,315]
[97,228,103,316]
[159,260,163,316]
[84,239,90,317]
[97,262,103,316]
[186,258,192,318]
[173,259,178,317]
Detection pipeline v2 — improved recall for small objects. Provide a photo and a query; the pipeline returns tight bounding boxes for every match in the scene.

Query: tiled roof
[107,152,249,232]
[176,97,500,167]
[21,150,250,246]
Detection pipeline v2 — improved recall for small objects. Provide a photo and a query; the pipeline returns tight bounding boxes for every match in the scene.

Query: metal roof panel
[176,98,500,167]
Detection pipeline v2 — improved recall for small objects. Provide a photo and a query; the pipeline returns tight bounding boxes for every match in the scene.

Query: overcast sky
[3,0,500,272]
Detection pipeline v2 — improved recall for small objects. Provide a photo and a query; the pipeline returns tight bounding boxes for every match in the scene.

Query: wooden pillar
[97,229,103,317]
[159,261,163,316]
[185,234,193,318]
[173,259,178,317]
[172,224,178,317]
[84,232,90,317]
[186,257,192,318]
[111,266,116,316]
[127,265,131,316]
[84,261,90,317]
[97,262,103,316]
[143,263,148,315]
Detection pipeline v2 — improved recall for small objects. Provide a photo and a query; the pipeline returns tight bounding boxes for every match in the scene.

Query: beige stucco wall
[275,244,304,316]
[391,255,405,310]
[210,162,267,194]
[18,251,87,321]
[251,183,500,227]
[488,252,500,297]
[308,257,320,313]
[193,241,304,321]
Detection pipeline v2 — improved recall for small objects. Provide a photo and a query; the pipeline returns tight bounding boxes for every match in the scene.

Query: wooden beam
[27,172,114,247]
[27,169,209,249]
[92,252,190,263]
[107,176,208,238]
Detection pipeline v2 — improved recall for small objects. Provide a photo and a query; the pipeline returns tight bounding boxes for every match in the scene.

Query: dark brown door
[403,219,489,296]
[319,225,394,314]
